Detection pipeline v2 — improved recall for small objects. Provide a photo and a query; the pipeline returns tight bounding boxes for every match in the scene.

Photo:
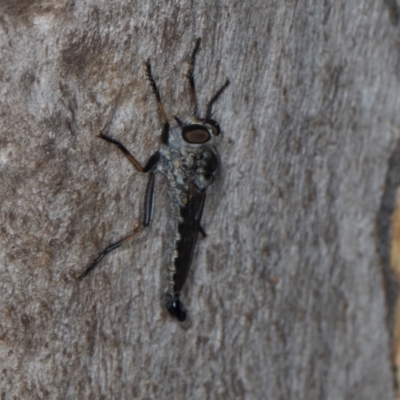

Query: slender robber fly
[78,38,229,322]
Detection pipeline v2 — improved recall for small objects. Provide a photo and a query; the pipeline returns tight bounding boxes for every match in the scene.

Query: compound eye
[204,119,220,136]
[182,124,211,144]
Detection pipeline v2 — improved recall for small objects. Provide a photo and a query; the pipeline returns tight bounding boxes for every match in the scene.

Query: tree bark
[0,0,399,398]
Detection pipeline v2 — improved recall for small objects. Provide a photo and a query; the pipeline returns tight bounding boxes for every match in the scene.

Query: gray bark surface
[0,1,399,399]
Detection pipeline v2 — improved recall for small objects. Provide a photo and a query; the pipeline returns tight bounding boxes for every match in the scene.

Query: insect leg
[144,61,170,145]
[143,171,156,227]
[78,135,159,279]
[99,133,160,172]
[78,226,145,280]
[187,37,201,117]
[205,78,230,120]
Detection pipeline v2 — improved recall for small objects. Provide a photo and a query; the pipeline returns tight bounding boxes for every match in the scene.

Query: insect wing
[174,187,207,293]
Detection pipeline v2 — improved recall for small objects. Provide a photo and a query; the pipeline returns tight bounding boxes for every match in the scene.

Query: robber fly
[78,38,229,322]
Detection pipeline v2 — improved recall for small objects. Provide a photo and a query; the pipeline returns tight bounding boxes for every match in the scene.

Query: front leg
[186,37,201,118]
[144,62,170,145]
[205,79,230,120]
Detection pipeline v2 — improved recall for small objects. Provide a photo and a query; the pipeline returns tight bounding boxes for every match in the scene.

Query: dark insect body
[78,39,229,322]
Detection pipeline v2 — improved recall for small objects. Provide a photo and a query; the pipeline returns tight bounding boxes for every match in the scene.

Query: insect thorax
[157,139,219,202]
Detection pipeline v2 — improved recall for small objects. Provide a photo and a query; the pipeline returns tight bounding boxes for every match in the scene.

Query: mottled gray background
[0,1,399,399]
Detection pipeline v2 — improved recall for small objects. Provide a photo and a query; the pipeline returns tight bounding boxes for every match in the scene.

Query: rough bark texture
[0,1,399,399]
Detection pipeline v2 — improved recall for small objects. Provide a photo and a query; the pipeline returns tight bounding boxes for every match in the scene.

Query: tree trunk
[0,1,399,398]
